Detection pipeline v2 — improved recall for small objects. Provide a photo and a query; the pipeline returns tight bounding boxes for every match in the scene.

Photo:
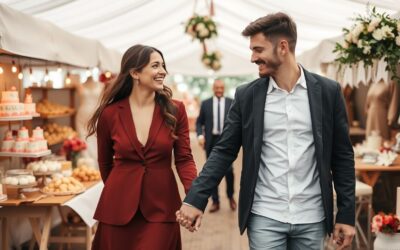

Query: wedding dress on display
[75,77,103,167]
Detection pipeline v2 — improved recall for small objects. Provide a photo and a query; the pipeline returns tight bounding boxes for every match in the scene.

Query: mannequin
[75,76,103,167]
[365,79,399,141]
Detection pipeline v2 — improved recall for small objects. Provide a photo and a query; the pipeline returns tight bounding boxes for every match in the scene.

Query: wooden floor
[176,133,249,250]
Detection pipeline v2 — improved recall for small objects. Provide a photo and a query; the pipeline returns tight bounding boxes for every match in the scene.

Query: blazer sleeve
[97,108,114,182]
[174,102,197,194]
[331,83,355,226]
[184,90,242,211]
[196,101,206,137]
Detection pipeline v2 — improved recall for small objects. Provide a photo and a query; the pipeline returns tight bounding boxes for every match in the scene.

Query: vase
[69,152,80,169]
[374,232,400,250]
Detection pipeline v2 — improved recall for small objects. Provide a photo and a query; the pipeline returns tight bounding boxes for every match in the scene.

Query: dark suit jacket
[94,98,197,225]
[196,97,233,152]
[184,69,355,235]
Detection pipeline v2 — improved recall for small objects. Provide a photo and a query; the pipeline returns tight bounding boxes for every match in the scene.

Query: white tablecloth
[62,181,103,227]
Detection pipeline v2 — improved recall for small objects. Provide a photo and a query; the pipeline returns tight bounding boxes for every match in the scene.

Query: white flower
[342,41,349,49]
[214,51,222,59]
[381,25,394,38]
[212,61,221,70]
[203,58,211,65]
[397,21,400,32]
[345,32,353,43]
[396,36,400,46]
[196,23,206,32]
[363,45,371,54]
[209,24,215,32]
[372,28,383,40]
[199,28,209,38]
[351,23,364,39]
[367,17,381,32]
[357,39,363,48]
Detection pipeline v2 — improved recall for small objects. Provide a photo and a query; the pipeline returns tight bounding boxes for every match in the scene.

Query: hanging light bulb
[65,71,71,85]
[44,68,50,82]
[105,71,111,78]
[86,68,92,77]
[11,60,17,73]
[0,66,3,74]
[17,65,23,79]
[29,67,35,82]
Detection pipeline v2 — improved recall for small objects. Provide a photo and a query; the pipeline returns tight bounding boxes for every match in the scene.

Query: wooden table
[355,157,400,187]
[0,181,99,250]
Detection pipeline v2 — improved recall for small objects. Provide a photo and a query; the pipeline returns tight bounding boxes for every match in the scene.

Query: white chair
[333,180,373,249]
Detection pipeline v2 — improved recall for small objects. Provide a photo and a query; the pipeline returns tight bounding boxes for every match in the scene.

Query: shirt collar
[267,65,307,94]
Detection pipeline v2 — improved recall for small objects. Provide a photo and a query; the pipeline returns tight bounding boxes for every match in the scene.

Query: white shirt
[251,66,325,224]
[212,96,225,135]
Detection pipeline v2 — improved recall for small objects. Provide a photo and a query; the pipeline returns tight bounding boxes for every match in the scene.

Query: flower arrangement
[62,137,87,168]
[334,6,400,83]
[202,51,222,71]
[371,213,400,234]
[185,15,218,42]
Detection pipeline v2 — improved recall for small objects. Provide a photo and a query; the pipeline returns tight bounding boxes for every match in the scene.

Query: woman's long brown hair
[87,45,177,139]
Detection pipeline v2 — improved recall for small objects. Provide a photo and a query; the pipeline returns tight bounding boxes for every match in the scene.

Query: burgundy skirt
[92,210,181,250]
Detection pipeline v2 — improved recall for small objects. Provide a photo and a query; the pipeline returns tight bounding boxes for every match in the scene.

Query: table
[0,181,102,250]
[355,157,400,187]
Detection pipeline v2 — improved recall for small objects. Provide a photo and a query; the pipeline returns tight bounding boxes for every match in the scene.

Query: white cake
[17,127,29,141]
[0,87,24,116]
[24,93,36,115]
[1,130,15,152]
[13,139,28,152]
[32,127,44,140]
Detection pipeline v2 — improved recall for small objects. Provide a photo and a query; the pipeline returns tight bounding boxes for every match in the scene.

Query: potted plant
[371,212,400,249]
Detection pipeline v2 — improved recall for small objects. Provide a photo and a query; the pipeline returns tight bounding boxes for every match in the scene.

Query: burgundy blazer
[93,98,197,225]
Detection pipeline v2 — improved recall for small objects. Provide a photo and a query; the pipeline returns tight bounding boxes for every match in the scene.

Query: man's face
[213,80,225,98]
[249,33,282,78]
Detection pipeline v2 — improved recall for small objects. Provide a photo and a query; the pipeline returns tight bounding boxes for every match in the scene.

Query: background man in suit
[196,79,236,213]
[177,12,355,250]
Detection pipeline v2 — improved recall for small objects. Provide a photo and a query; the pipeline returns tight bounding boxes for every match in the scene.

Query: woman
[87,45,197,250]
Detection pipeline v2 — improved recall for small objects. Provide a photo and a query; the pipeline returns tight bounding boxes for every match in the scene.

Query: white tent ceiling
[0,0,399,76]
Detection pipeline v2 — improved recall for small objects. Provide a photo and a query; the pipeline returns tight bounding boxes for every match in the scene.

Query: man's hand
[333,223,355,249]
[176,204,203,232]
[198,136,205,147]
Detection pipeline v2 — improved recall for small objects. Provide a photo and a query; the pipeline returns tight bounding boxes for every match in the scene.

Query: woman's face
[134,51,167,91]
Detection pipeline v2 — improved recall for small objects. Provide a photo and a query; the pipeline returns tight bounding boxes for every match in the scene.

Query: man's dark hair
[242,12,297,53]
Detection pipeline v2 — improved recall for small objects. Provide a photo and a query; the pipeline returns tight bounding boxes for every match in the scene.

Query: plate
[40,187,85,196]
[5,182,37,188]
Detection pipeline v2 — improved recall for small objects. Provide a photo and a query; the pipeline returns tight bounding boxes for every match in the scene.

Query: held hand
[176,204,203,232]
[333,223,355,250]
[198,137,205,147]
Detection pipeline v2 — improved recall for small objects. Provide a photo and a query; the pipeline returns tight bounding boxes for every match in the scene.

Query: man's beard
[256,48,281,78]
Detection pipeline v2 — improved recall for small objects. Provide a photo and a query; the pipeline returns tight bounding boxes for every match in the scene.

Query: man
[196,79,236,213]
[177,12,355,250]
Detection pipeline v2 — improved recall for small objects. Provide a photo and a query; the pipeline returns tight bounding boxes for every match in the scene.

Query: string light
[11,60,17,73]
[29,67,35,82]
[65,71,71,85]
[17,65,23,79]
[44,68,49,82]
[0,66,3,74]
[57,66,62,73]
[105,71,111,78]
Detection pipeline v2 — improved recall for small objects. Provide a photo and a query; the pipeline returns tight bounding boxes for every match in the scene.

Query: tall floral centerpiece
[334,7,400,83]
[371,213,400,249]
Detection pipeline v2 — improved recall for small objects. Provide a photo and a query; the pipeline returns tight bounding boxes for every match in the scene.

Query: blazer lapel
[143,104,163,153]
[253,78,268,167]
[118,98,144,159]
[304,70,323,169]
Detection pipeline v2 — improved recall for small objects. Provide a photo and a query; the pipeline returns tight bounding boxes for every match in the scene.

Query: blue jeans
[247,213,326,250]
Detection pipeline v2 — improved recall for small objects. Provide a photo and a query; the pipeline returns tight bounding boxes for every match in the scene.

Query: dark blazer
[94,98,197,225]
[184,69,355,235]
[196,97,233,152]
